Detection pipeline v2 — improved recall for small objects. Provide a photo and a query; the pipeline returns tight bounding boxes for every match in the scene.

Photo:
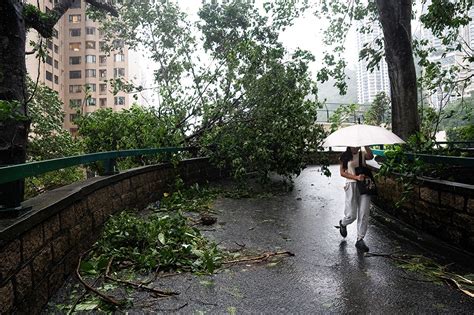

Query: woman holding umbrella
[323,124,405,253]
[338,146,373,252]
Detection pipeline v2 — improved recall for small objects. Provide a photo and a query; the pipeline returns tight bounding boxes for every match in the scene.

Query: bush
[446,125,474,142]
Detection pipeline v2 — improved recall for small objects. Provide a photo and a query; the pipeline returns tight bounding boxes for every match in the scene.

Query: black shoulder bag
[355,151,378,196]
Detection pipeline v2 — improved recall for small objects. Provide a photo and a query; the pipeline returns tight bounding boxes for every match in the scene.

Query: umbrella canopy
[323,124,405,147]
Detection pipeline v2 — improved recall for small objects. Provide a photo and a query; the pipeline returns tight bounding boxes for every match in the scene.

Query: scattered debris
[223,251,295,265]
[366,252,474,298]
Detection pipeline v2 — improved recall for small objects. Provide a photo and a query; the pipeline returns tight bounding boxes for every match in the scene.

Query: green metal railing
[371,149,474,167]
[0,147,194,185]
[0,147,195,214]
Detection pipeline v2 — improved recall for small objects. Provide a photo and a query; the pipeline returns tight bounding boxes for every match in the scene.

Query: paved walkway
[124,165,474,313]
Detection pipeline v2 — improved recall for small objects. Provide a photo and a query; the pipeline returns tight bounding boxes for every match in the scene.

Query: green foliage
[91,1,328,182]
[329,103,358,132]
[0,100,27,122]
[76,106,185,172]
[160,180,219,214]
[92,210,221,273]
[378,129,473,207]
[364,92,390,126]
[25,79,83,198]
[446,125,474,142]
[378,141,426,207]
[438,96,474,131]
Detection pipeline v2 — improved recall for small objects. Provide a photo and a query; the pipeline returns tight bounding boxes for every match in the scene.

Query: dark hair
[339,147,353,169]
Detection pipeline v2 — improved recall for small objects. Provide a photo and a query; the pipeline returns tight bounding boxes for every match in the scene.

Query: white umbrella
[323,124,405,147]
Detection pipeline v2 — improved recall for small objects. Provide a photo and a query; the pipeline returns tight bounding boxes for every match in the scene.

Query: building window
[54,44,59,54]
[85,69,96,78]
[46,71,53,81]
[85,84,96,92]
[99,98,107,107]
[68,14,81,23]
[69,28,81,37]
[45,55,53,65]
[99,41,107,51]
[114,54,125,62]
[85,55,96,63]
[54,59,59,69]
[69,85,82,93]
[114,68,125,78]
[69,99,81,108]
[112,39,124,49]
[114,96,125,105]
[99,29,105,38]
[99,83,107,94]
[86,27,96,35]
[99,69,107,78]
[99,55,107,64]
[71,0,81,9]
[86,98,97,106]
[69,113,79,121]
[54,75,59,84]
[52,28,59,38]
[69,56,81,65]
[69,42,81,51]
[46,39,53,50]
[69,70,81,79]
[85,41,96,49]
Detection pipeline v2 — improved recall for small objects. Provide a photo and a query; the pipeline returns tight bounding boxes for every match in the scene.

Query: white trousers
[341,182,371,240]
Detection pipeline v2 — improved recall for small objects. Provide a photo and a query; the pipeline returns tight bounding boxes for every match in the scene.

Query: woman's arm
[340,164,364,181]
[364,146,374,160]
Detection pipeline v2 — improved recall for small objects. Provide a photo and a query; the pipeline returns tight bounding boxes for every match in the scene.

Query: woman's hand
[356,174,365,181]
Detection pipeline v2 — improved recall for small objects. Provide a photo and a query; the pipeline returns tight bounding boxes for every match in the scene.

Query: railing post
[103,158,118,175]
[0,180,30,218]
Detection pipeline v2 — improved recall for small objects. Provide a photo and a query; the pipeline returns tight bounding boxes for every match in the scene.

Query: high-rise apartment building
[356,22,391,104]
[421,3,474,106]
[25,0,130,133]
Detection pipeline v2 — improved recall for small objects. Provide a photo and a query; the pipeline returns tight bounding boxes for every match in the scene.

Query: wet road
[127,165,474,313]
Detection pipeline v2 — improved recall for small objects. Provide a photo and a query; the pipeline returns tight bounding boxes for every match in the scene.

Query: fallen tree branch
[366,252,474,298]
[440,276,474,298]
[76,254,123,307]
[68,273,102,314]
[105,258,179,297]
[223,251,295,265]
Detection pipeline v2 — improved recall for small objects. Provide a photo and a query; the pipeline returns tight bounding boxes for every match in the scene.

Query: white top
[346,150,366,183]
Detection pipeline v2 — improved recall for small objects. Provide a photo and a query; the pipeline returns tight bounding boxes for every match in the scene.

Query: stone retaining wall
[371,166,474,253]
[0,158,224,314]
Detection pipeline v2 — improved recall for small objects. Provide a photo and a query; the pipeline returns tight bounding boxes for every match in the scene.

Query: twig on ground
[223,251,295,265]
[68,274,102,314]
[155,303,189,312]
[105,258,179,297]
[76,254,123,307]
[190,298,218,306]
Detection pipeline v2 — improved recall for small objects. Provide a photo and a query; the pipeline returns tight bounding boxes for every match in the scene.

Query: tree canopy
[84,0,327,181]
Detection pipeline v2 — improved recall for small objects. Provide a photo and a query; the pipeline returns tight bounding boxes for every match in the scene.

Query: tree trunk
[376,0,419,140]
[0,0,29,209]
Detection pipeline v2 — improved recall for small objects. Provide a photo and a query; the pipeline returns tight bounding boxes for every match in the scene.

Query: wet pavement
[47,165,474,313]
[124,165,474,314]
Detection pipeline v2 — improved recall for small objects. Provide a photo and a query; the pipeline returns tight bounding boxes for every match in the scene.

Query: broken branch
[223,251,295,265]
[76,254,122,307]
[105,258,179,297]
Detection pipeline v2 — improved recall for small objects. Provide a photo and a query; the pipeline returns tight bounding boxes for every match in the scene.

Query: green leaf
[158,233,166,245]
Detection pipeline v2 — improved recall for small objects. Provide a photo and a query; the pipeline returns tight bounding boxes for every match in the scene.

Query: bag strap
[359,150,366,167]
